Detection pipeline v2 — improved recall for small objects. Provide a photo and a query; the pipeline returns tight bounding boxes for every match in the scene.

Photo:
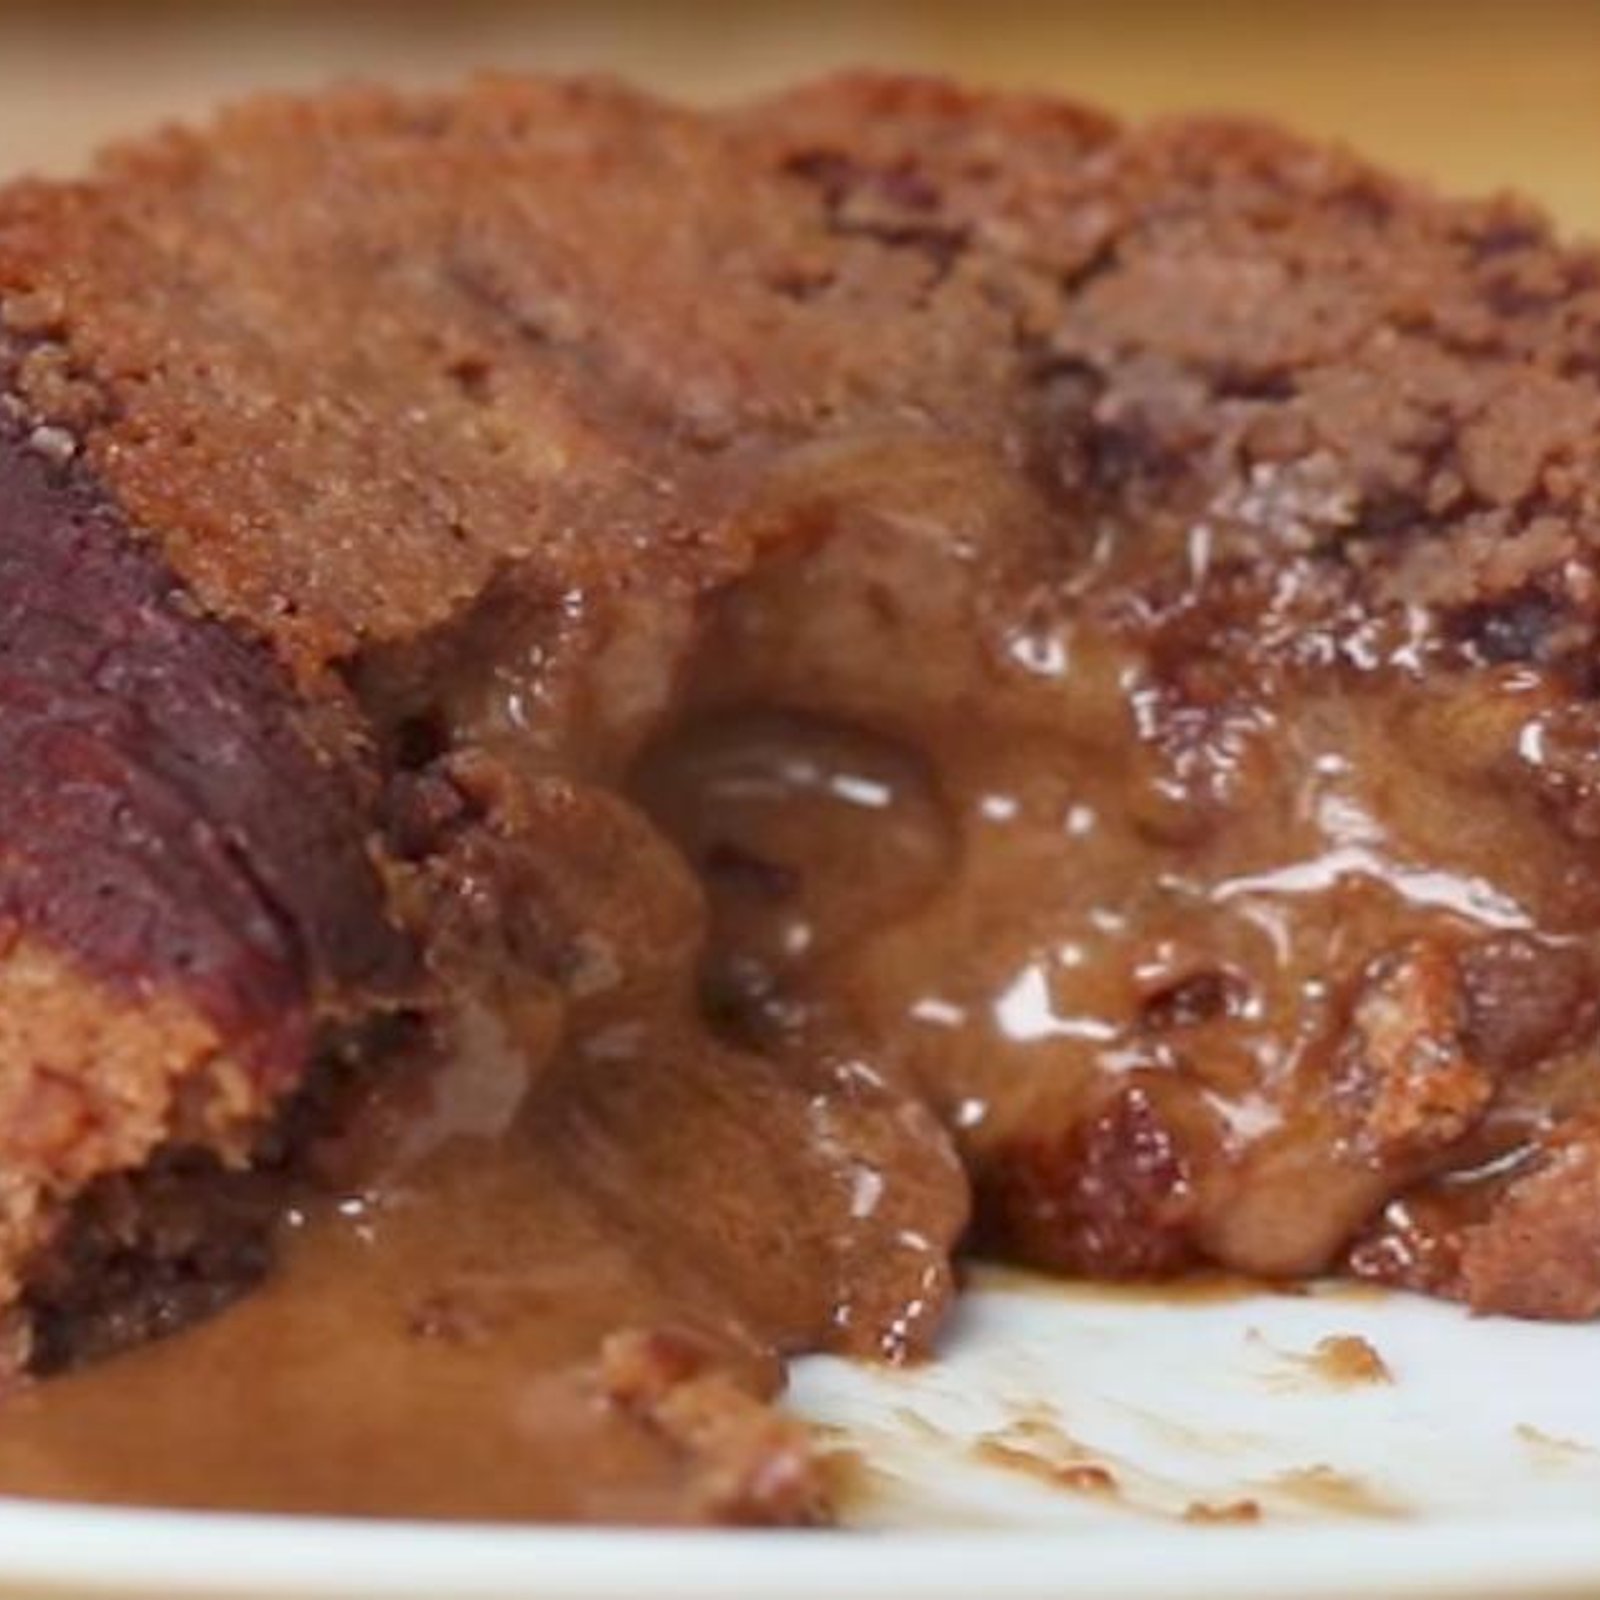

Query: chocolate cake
[1,72,1599,1521]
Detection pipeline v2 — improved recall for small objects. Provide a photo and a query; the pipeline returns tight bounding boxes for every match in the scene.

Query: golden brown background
[0,0,1596,234]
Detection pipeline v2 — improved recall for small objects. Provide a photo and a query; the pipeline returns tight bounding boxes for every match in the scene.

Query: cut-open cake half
[1,73,1599,1520]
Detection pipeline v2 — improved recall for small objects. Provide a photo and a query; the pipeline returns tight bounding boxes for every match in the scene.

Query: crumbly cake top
[2,73,1597,695]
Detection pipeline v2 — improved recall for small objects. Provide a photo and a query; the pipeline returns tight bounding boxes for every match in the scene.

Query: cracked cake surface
[0,71,1599,1520]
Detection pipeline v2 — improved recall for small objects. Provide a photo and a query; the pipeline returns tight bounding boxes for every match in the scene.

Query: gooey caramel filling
[635,436,1600,1296]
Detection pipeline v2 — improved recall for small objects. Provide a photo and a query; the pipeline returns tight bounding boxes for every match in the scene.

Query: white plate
[2,1268,1599,1600]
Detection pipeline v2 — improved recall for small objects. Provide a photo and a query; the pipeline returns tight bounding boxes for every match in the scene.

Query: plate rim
[2,1501,1600,1600]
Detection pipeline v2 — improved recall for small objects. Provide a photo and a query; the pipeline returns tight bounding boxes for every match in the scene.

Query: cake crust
[0,403,409,1347]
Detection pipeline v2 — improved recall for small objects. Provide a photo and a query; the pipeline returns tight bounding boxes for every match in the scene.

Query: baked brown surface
[1,72,1599,1520]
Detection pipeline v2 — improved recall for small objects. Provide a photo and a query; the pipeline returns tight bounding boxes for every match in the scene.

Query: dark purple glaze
[0,411,411,1085]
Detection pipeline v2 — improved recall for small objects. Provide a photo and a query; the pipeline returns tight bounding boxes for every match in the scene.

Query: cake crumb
[1308,1333,1392,1386]
[1254,1329,1394,1390]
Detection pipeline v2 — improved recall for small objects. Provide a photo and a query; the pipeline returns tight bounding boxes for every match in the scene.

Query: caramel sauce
[0,989,960,1520]
[1256,1465,1408,1520]
[1515,1423,1596,1463]
[1184,1499,1263,1525]
[972,1436,1120,1496]
[965,1262,1270,1305]
[639,476,1600,1291]
[0,1169,724,1522]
